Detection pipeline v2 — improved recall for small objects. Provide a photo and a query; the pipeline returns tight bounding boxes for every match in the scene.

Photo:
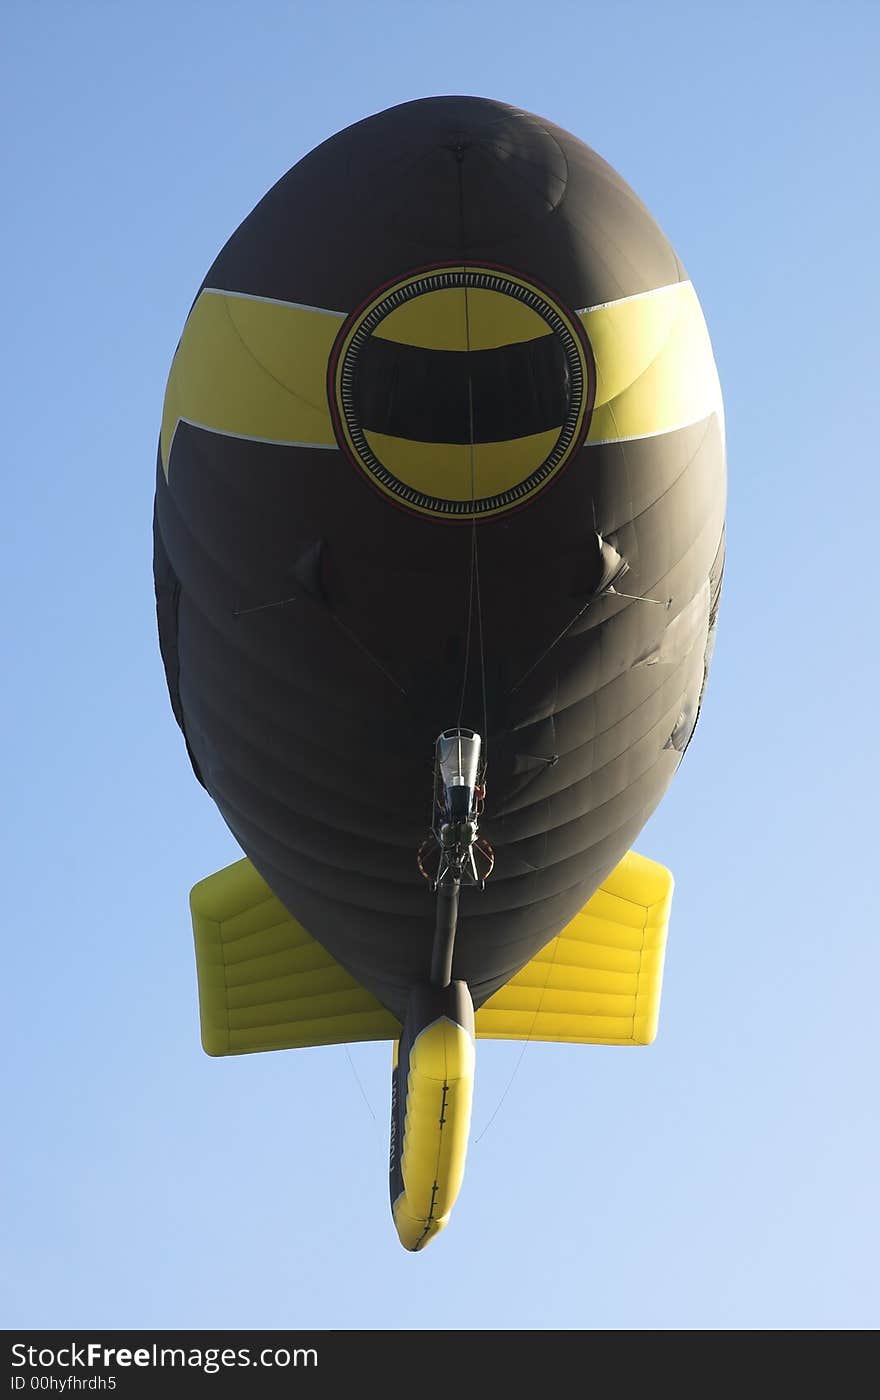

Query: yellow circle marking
[331,267,592,520]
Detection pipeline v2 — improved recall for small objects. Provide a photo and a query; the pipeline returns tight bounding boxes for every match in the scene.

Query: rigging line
[454,143,490,752]
[330,613,409,698]
[509,595,595,693]
[232,594,299,618]
[474,925,565,1144]
[510,587,672,694]
[606,590,669,606]
[233,594,408,698]
[475,535,489,748]
[463,280,489,748]
[473,1039,530,1144]
[456,146,475,728]
[343,1044,377,1124]
[456,532,476,727]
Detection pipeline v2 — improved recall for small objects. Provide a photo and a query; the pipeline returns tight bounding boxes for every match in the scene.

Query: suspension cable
[454,146,489,754]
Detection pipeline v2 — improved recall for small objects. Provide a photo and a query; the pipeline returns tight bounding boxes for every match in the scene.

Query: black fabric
[353,334,569,444]
[154,98,724,1021]
[203,97,685,314]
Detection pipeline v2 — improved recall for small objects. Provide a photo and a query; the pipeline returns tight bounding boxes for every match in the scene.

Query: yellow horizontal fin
[190,850,672,1054]
[190,858,400,1055]
[474,851,673,1046]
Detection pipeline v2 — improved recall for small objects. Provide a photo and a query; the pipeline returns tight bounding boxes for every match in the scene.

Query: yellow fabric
[373,286,550,351]
[392,1019,475,1251]
[582,281,721,444]
[161,280,721,482]
[363,427,561,501]
[190,859,400,1054]
[160,290,343,475]
[476,851,673,1045]
[189,850,672,1054]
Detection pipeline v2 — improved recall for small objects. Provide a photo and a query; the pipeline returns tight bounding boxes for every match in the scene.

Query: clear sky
[3,0,878,1331]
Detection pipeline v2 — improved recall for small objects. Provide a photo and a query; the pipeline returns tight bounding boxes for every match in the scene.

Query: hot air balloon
[154,96,725,1250]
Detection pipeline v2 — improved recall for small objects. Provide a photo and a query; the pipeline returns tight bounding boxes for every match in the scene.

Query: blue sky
[3,0,878,1330]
